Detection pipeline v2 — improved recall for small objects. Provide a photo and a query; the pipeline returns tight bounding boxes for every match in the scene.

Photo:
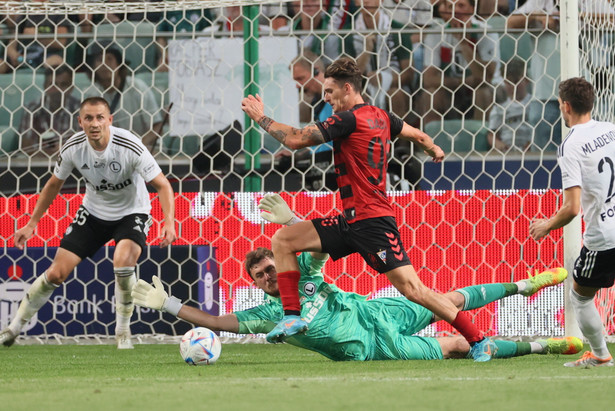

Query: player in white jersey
[0,97,177,349]
[530,77,615,368]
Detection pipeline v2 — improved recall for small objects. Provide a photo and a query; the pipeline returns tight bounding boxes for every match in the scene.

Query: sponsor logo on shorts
[65,226,73,236]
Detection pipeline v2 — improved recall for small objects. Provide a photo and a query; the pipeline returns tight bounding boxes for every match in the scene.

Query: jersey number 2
[598,156,615,203]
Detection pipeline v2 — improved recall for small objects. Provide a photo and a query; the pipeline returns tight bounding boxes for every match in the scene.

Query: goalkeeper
[133,194,579,361]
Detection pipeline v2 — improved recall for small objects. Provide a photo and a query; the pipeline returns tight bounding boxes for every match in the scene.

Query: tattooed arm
[241,94,326,149]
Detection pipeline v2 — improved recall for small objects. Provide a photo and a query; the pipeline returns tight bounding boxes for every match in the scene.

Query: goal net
[0,0,610,344]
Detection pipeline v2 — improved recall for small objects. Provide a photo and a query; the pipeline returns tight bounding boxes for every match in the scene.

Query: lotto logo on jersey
[92,178,133,192]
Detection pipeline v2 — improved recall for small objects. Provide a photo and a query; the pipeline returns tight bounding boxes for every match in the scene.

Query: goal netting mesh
[0,0,613,345]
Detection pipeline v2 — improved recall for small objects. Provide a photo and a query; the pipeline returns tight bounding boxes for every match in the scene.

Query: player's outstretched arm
[148,172,177,247]
[241,94,326,150]
[530,186,581,240]
[397,122,444,163]
[14,175,65,250]
[132,276,240,333]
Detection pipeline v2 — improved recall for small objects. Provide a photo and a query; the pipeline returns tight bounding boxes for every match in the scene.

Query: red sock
[451,311,484,344]
[277,270,301,316]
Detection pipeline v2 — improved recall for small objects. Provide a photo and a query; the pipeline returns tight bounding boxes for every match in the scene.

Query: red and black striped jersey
[316,104,404,222]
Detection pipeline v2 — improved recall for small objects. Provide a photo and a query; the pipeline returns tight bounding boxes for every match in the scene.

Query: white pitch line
[244,374,615,383]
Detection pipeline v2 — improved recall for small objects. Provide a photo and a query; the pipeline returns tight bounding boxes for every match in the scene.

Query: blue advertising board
[0,245,218,337]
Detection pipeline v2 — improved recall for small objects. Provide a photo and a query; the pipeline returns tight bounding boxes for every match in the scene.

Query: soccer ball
[180,327,222,365]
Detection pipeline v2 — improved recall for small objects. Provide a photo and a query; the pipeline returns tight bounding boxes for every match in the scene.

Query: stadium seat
[92,21,157,72]
[424,119,489,153]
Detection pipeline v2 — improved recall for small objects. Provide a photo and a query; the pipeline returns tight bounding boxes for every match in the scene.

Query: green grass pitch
[1,343,614,410]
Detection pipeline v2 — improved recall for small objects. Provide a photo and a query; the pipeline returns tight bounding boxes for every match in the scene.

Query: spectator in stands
[85,43,162,152]
[6,0,75,69]
[0,20,10,73]
[487,58,533,152]
[346,0,414,110]
[420,0,502,124]
[155,6,214,72]
[260,3,291,30]
[280,0,345,67]
[206,6,272,35]
[20,64,80,156]
[291,50,332,124]
[507,0,561,151]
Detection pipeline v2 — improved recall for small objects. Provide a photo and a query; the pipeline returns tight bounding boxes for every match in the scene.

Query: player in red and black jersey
[241,57,497,361]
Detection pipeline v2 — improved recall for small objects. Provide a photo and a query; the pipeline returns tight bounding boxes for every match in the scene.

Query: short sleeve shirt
[558,120,615,250]
[54,126,162,221]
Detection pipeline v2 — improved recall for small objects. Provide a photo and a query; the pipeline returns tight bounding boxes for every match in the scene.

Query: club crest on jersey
[377,249,387,264]
[303,282,316,296]
[109,161,122,173]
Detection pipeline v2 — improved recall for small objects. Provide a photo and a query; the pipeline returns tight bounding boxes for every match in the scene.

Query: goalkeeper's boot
[564,351,614,368]
[469,337,498,362]
[520,267,568,297]
[0,328,17,347]
[537,336,583,355]
[116,332,134,349]
[266,315,308,343]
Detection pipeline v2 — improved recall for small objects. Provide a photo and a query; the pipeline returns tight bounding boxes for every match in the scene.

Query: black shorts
[312,215,411,273]
[60,206,152,260]
[573,245,615,288]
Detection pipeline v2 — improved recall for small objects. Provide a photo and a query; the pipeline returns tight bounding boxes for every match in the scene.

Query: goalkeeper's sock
[277,270,301,316]
[114,267,136,335]
[457,283,517,311]
[570,289,610,358]
[491,340,532,358]
[8,271,58,334]
[451,311,483,344]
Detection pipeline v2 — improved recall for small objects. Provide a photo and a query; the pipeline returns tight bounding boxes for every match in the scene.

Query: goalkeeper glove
[258,193,303,226]
[131,275,183,316]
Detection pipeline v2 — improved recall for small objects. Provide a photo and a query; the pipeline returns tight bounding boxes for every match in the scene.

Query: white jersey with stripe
[54,126,162,221]
[558,119,615,250]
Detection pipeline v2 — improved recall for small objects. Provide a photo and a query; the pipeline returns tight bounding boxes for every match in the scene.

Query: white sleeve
[53,151,74,181]
[558,150,582,189]
[488,105,504,130]
[477,32,500,63]
[422,33,441,69]
[136,149,163,183]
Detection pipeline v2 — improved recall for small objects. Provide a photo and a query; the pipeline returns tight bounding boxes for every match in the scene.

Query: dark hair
[559,77,595,115]
[292,49,325,76]
[324,57,362,92]
[86,41,130,80]
[80,96,111,112]
[244,247,274,280]
[44,64,73,80]
[503,58,526,83]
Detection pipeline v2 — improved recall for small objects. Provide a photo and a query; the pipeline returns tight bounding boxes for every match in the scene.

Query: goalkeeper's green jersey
[235,253,442,361]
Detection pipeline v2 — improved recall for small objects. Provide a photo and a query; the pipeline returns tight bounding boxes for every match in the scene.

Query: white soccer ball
[179,327,222,366]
